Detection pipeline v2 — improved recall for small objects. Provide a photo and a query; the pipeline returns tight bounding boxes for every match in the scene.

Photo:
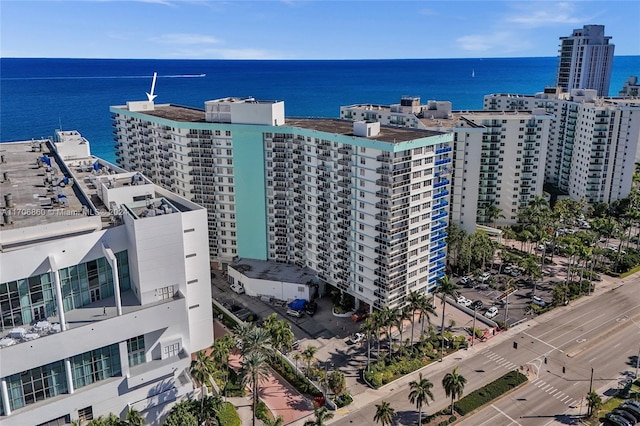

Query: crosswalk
[481,349,519,371]
[480,350,581,408]
[529,377,581,407]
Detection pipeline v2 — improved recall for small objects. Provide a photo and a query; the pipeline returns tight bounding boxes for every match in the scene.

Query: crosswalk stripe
[530,378,538,384]
[554,391,563,397]
[545,387,555,393]
[542,385,551,391]
[536,381,546,387]
[561,396,570,403]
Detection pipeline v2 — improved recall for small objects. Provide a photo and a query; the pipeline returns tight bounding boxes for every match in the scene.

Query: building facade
[340,98,552,232]
[111,98,453,309]
[0,131,213,425]
[556,24,615,97]
[484,89,640,204]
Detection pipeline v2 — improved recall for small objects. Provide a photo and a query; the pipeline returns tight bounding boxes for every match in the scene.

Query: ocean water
[1,56,639,163]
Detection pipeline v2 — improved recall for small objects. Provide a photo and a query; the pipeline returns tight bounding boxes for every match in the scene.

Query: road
[329,275,640,426]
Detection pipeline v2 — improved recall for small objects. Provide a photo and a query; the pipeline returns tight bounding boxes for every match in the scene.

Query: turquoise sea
[1,57,639,162]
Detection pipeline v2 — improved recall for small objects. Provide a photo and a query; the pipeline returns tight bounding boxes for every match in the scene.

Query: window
[156,286,174,300]
[78,407,94,423]
[71,344,121,390]
[163,342,181,359]
[127,336,146,367]
[6,360,68,411]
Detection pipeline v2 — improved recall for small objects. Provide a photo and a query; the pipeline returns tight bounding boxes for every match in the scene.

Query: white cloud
[456,31,513,53]
[505,2,592,27]
[418,8,436,16]
[151,33,221,45]
[165,47,285,60]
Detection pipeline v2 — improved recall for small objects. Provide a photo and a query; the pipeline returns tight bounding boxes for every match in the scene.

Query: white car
[462,298,473,308]
[457,295,468,305]
[349,332,365,344]
[531,296,547,307]
[484,307,498,319]
[480,272,491,282]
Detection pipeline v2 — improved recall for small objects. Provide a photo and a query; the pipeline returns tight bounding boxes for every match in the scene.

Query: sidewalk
[215,320,314,425]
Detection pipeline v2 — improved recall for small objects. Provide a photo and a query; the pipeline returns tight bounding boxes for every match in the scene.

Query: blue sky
[1,1,638,59]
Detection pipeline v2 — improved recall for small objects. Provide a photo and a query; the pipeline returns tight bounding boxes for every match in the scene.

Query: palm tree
[586,390,602,417]
[241,326,273,357]
[371,310,383,358]
[211,334,234,398]
[125,407,145,426]
[360,317,376,369]
[407,291,425,349]
[301,345,318,377]
[418,295,437,338]
[436,275,458,361]
[240,351,270,426]
[373,400,396,426]
[380,306,400,356]
[304,406,334,426]
[408,373,434,425]
[442,366,467,415]
[190,350,216,401]
[484,202,505,228]
[264,314,295,355]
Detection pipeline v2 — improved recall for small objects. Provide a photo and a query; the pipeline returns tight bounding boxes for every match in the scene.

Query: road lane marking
[542,384,551,390]
[475,412,504,426]
[490,404,522,426]
[561,395,570,402]
[523,332,560,350]
[545,387,555,393]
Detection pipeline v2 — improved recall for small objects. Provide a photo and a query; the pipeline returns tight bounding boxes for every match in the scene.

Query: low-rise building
[0,130,213,425]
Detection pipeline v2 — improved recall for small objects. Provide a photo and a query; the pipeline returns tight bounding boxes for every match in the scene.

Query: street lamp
[471,306,478,347]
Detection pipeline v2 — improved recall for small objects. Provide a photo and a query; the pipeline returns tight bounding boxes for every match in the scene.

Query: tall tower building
[112,97,454,309]
[556,24,615,97]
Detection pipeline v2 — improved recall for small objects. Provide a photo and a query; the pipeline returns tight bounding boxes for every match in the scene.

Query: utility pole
[636,343,639,380]
[471,307,477,347]
[589,367,594,392]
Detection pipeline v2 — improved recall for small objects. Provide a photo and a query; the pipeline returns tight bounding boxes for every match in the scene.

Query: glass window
[127,335,146,367]
[71,344,121,390]
[6,360,67,411]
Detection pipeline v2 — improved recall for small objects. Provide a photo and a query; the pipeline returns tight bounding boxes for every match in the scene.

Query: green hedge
[620,265,640,279]
[217,402,241,426]
[255,400,270,422]
[271,354,323,397]
[364,356,431,388]
[454,371,527,416]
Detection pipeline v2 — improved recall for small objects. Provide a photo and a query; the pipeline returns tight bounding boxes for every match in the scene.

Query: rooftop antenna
[146,72,158,102]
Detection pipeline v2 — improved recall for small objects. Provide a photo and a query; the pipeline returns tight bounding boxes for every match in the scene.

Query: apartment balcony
[432,200,448,210]
[377,178,391,187]
[377,155,392,163]
[435,146,452,155]
[432,211,448,221]
[435,158,452,166]
[430,231,447,243]
[337,159,352,167]
[433,179,450,189]
[431,221,448,232]
[430,241,446,253]
[433,189,449,200]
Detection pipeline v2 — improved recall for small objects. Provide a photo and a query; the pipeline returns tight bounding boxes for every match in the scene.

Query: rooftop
[0,140,92,231]
[113,103,445,143]
[230,258,316,284]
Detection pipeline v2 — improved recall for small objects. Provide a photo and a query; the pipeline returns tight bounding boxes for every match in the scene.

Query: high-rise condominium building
[556,24,615,97]
[0,131,212,425]
[341,98,553,232]
[111,97,453,309]
[484,89,640,204]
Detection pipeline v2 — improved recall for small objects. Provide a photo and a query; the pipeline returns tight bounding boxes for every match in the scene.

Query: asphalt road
[330,275,640,426]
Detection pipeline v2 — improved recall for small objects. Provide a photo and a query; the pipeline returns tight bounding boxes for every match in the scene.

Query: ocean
[1,56,639,163]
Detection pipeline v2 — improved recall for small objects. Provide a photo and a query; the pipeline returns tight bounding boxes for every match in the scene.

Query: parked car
[509,269,521,277]
[480,272,491,282]
[531,296,547,307]
[484,306,498,319]
[349,332,365,344]
[626,401,640,411]
[619,404,640,422]
[457,295,469,305]
[286,308,304,318]
[613,409,638,425]
[503,265,513,274]
[462,298,473,308]
[230,283,245,294]
[460,276,473,284]
[471,300,484,310]
[351,311,368,322]
[305,301,318,316]
[606,413,633,426]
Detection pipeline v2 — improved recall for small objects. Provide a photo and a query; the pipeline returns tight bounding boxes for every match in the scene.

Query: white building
[0,131,213,425]
[340,98,552,232]
[619,76,640,98]
[227,259,320,302]
[111,97,454,310]
[484,89,640,203]
[556,24,615,97]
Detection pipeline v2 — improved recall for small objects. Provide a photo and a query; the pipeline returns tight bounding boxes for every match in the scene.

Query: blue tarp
[287,299,306,311]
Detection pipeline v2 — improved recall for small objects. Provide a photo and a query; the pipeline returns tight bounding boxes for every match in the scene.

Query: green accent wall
[231,126,268,260]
